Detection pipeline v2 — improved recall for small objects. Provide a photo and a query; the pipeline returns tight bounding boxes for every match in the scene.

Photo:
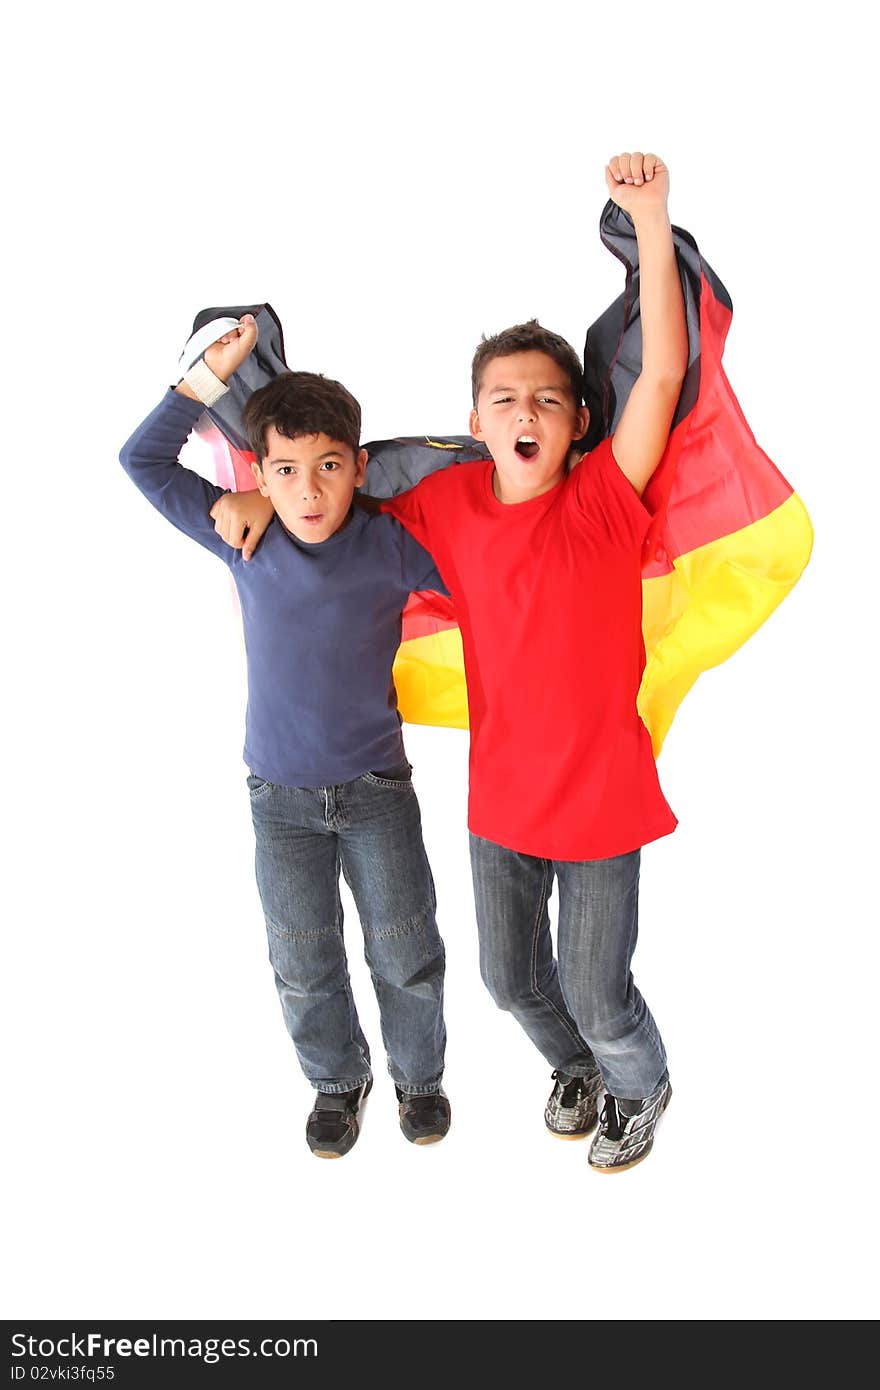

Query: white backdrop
[3,0,876,1322]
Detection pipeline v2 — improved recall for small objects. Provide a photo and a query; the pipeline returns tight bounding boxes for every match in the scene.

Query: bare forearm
[632,208,688,383]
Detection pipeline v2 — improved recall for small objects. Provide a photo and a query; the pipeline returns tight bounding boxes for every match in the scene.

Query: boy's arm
[603,153,688,497]
[201,313,273,560]
[120,391,232,559]
[120,316,261,560]
[397,524,450,598]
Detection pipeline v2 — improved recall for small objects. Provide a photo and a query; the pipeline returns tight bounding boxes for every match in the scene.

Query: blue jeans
[249,764,446,1096]
[469,835,667,1101]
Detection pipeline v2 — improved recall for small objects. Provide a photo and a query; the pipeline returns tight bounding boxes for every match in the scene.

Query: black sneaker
[588,1077,672,1173]
[544,1068,603,1139]
[306,1080,372,1159]
[395,1087,451,1145]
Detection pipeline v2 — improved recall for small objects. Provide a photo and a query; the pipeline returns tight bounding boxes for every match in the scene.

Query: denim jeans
[249,764,446,1096]
[469,834,667,1101]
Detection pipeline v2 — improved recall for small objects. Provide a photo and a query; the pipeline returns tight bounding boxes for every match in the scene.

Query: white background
[3,0,876,1322]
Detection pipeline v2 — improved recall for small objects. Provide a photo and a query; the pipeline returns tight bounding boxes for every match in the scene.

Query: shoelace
[599,1094,624,1141]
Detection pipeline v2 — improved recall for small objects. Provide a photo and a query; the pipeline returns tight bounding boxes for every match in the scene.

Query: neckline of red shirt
[482,458,569,514]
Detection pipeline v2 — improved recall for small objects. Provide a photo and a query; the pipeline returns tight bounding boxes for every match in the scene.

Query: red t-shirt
[382,437,677,860]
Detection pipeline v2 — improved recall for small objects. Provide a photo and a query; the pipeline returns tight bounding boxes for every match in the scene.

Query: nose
[300,476,322,502]
[516,403,537,424]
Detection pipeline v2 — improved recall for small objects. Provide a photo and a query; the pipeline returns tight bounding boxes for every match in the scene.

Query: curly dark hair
[242,371,361,464]
[471,319,584,408]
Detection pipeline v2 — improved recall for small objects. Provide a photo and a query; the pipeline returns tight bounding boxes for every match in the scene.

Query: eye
[538,396,561,405]
[320,461,340,472]
[277,465,295,476]
[491,396,514,405]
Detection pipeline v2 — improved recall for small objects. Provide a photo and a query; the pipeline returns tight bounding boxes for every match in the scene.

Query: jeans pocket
[247,772,274,799]
[360,762,413,791]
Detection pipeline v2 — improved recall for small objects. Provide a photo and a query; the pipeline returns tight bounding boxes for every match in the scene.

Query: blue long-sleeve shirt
[120,389,447,787]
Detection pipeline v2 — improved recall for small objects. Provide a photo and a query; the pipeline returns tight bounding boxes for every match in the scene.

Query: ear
[353,447,369,488]
[573,405,590,440]
[251,459,271,498]
[469,407,485,442]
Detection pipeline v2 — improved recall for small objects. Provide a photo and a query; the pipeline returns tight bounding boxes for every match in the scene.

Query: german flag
[582,204,813,753]
[179,207,812,754]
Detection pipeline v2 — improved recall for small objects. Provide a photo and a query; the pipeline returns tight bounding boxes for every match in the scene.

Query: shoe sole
[590,1145,653,1173]
[588,1084,672,1174]
[400,1119,450,1145]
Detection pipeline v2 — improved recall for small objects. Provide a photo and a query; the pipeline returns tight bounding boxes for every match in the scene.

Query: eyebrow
[266,450,346,466]
[487,384,569,395]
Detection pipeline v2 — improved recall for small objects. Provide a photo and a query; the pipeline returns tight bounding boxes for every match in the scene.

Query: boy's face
[252,427,368,545]
[470,351,589,504]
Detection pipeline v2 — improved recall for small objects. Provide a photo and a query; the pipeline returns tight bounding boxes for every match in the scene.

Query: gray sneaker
[544,1069,603,1139]
[588,1077,672,1173]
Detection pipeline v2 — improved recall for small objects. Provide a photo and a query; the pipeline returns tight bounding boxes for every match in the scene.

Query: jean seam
[529,859,594,1055]
[557,852,663,1096]
[336,847,371,1078]
[362,905,432,941]
[360,772,414,791]
[265,915,336,943]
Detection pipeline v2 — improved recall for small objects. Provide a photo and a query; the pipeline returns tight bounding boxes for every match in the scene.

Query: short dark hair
[242,371,361,464]
[471,319,584,408]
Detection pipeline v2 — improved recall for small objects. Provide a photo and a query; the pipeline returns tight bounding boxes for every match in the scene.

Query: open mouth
[515,435,540,461]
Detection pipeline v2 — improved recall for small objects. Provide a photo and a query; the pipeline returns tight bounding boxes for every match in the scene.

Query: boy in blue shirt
[120,316,451,1158]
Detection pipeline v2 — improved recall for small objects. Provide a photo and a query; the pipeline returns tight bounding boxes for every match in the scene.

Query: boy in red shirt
[215,151,687,1171]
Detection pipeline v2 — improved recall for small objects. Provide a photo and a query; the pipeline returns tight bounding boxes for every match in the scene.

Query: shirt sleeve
[380,480,436,556]
[396,523,450,597]
[119,389,233,563]
[569,435,653,549]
